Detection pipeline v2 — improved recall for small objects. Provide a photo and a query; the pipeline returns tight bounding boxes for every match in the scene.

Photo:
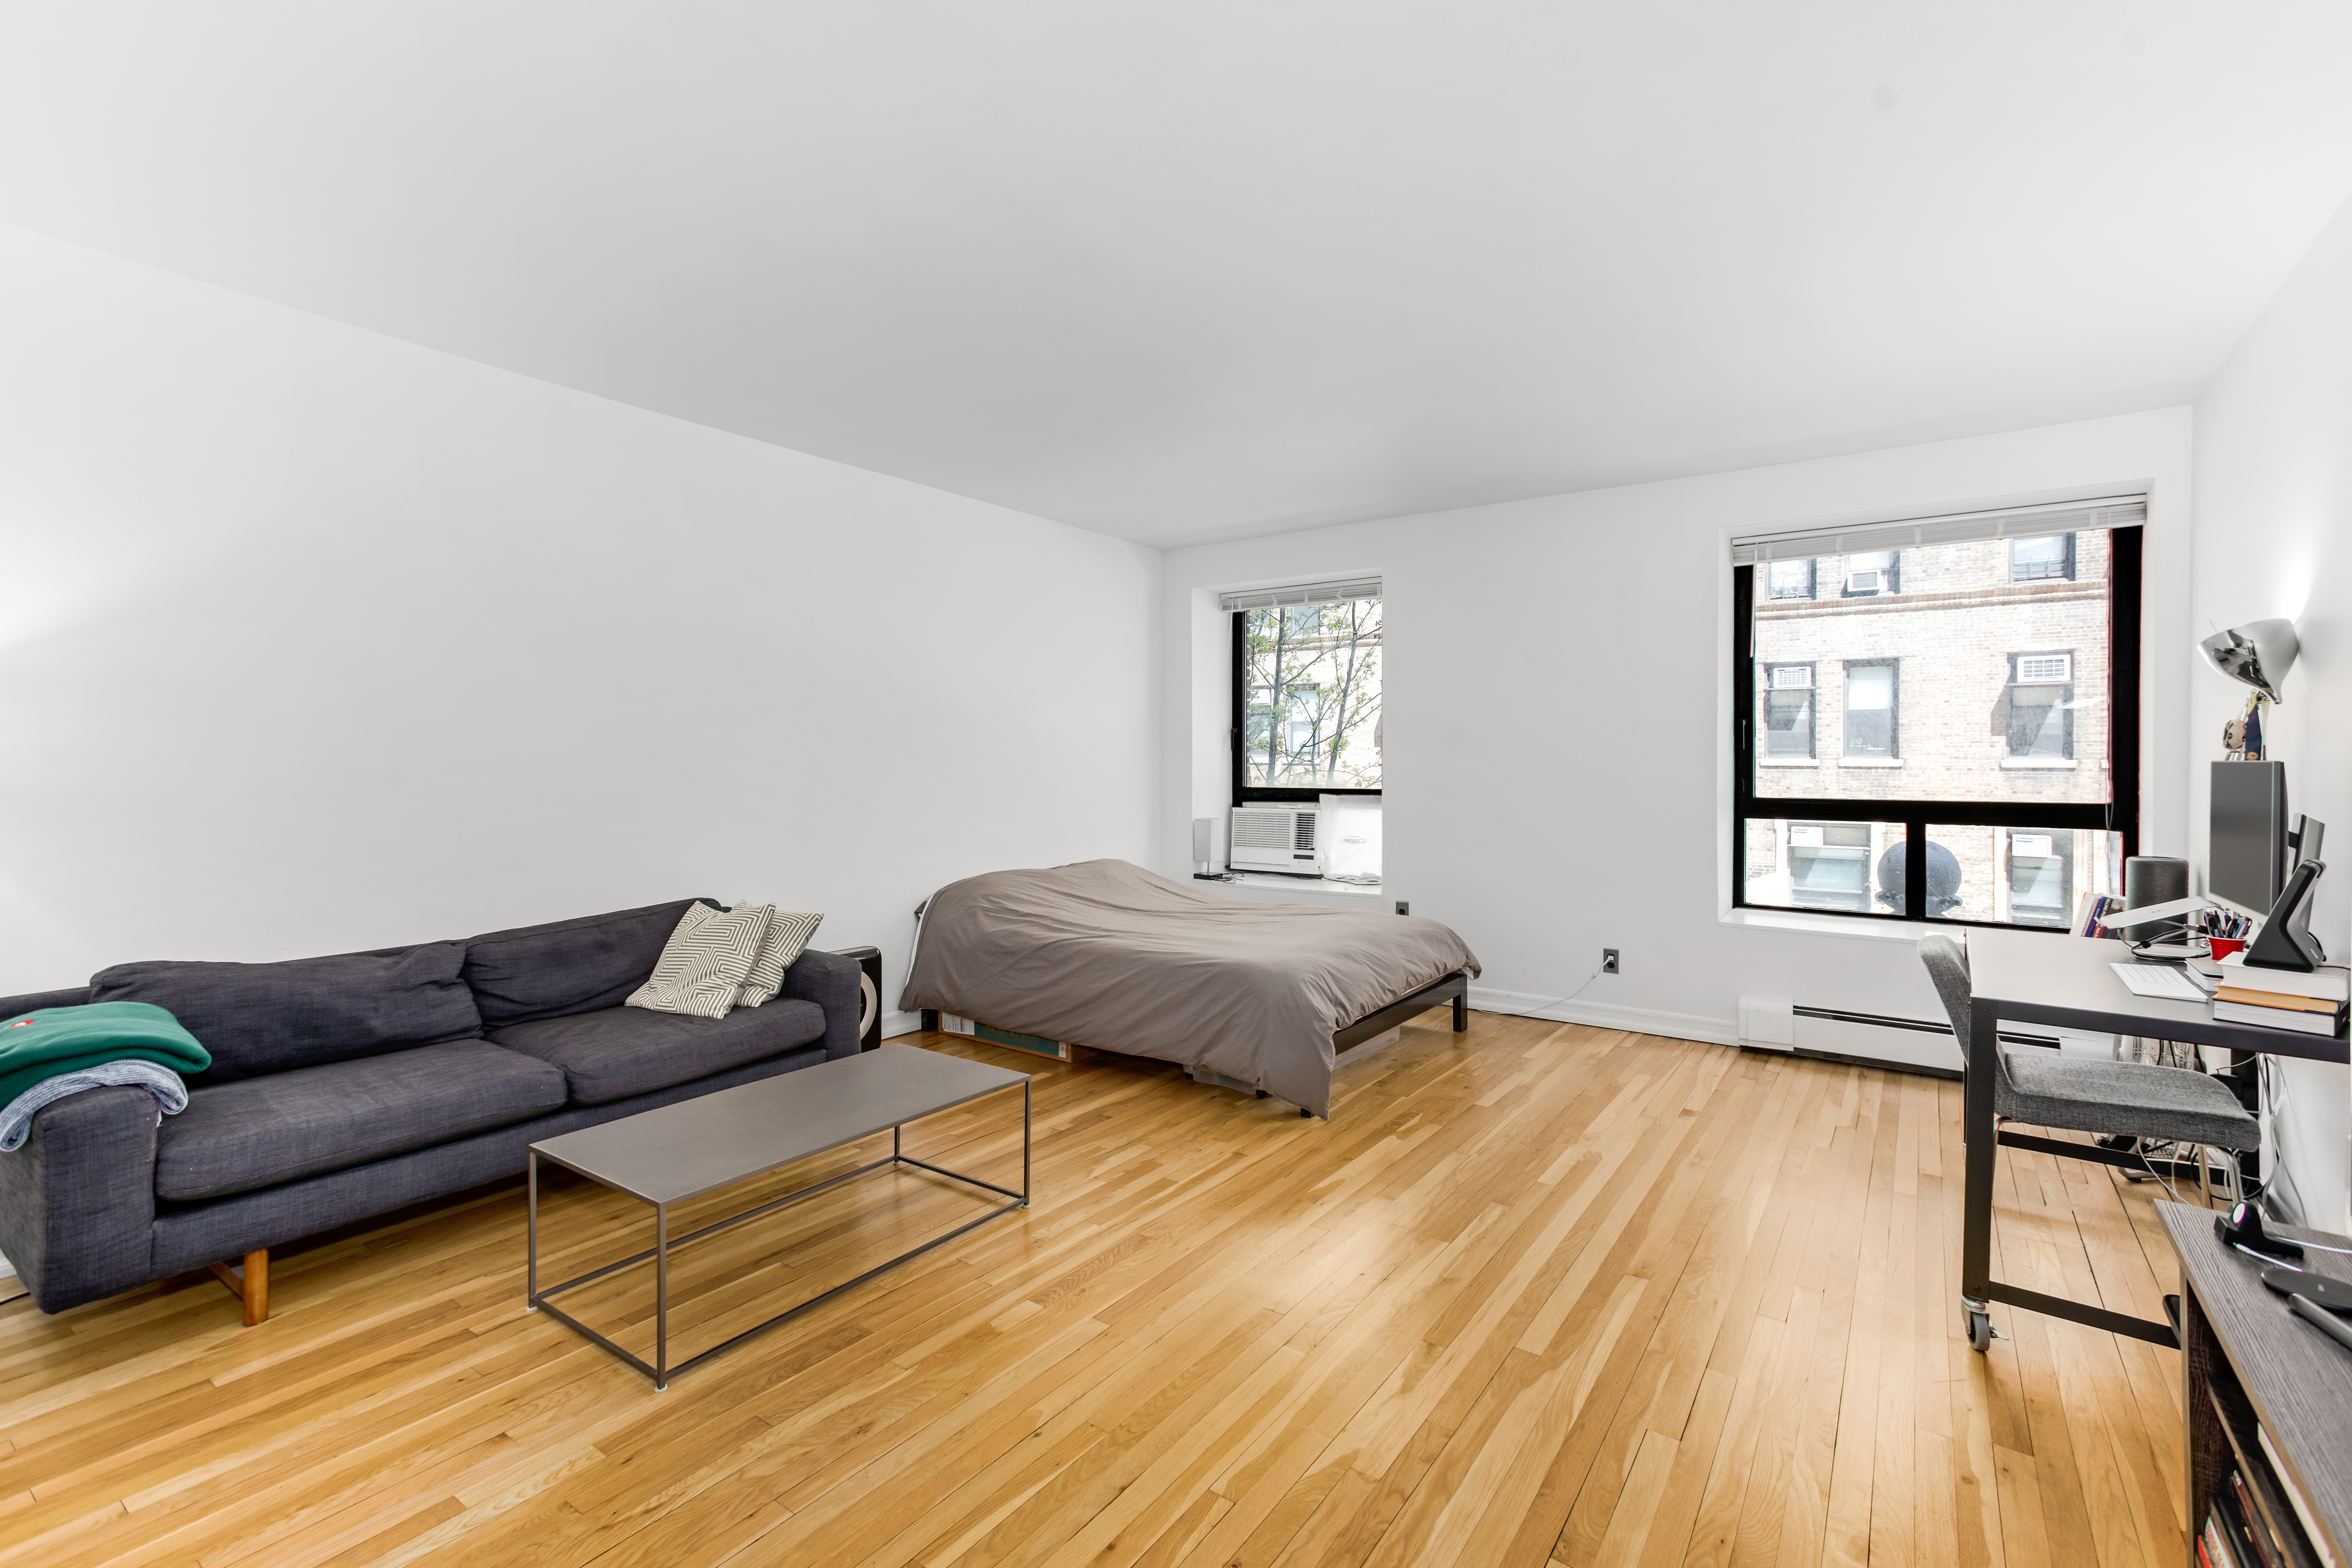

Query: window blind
[1218,576,1381,613]
[1729,495,2145,564]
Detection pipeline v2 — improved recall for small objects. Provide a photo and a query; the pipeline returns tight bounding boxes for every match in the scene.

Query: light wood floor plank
[0,1019,2192,1568]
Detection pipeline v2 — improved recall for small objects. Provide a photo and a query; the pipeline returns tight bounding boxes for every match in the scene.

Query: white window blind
[1218,576,1381,613]
[1729,495,2144,565]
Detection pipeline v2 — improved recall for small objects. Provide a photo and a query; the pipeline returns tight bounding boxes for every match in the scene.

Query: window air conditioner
[1844,568,1886,594]
[1229,805,1323,875]
[2016,654,2072,683]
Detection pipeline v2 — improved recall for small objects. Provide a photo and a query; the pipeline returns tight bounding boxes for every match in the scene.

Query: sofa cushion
[463,900,713,1026]
[488,998,828,1106]
[93,943,483,1085]
[156,1040,568,1202]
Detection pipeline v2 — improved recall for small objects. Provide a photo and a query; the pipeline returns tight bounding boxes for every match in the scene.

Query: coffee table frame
[527,1077,1029,1390]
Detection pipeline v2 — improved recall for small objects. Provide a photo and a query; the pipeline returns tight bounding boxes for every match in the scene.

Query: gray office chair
[1919,934,2260,1349]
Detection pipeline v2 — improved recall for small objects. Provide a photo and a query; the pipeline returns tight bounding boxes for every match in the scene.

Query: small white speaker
[1191,817,1213,874]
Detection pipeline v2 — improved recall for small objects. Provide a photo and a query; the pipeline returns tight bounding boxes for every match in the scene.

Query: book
[2213,1487,2262,1568]
[2214,1000,2347,1036]
[2260,1423,2341,1568]
[2212,956,2350,1002]
[2214,986,2348,1015]
[2230,1471,2285,1568]
[2205,1508,2242,1568]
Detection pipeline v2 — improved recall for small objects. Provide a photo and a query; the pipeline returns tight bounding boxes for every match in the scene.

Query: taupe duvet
[900,859,1480,1117]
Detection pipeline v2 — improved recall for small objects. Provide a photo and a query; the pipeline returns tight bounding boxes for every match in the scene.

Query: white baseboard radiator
[1739,996,2082,1079]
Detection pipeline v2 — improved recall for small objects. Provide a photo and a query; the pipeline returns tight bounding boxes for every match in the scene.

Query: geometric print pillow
[733,907,824,1008]
[625,900,773,1020]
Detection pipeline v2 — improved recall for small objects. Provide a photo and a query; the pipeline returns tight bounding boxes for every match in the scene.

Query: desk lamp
[2200,618,2299,759]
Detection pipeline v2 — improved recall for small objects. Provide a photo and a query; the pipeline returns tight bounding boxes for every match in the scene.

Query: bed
[899,859,1481,1118]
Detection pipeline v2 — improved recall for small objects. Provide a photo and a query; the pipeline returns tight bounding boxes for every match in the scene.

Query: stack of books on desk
[2212,962,2350,1036]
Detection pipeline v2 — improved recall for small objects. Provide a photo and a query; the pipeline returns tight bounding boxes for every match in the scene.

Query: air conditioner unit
[1230,805,1323,875]
[1844,568,1886,594]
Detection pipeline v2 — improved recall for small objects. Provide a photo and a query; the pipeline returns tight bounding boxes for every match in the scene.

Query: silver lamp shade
[2199,618,2300,703]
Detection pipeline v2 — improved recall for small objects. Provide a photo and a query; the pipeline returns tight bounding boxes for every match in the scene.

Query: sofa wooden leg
[207,1249,270,1326]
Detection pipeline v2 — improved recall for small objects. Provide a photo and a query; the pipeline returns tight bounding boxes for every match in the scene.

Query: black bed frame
[919,970,1471,1061]
[1333,971,1470,1051]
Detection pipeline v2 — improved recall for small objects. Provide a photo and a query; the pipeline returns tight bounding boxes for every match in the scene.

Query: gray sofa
[0,898,860,1319]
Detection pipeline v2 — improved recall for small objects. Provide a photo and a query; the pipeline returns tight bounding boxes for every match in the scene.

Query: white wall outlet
[1738,994,1796,1050]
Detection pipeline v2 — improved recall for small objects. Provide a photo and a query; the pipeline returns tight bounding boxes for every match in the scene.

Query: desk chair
[1919,934,2259,1350]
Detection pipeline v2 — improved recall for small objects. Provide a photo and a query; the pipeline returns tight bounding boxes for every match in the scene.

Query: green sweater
[0,1001,210,1107]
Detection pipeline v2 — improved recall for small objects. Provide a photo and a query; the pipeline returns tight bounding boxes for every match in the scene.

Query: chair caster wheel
[1964,1303,1996,1353]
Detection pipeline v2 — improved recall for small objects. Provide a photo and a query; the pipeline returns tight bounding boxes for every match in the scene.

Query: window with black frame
[1732,498,2142,929]
[1226,580,1383,803]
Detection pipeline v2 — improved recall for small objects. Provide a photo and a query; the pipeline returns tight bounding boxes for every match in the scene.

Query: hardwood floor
[0,1012,2192,1568]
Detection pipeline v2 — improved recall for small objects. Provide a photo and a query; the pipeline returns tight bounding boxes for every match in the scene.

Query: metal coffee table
[527,1043,1030,1389]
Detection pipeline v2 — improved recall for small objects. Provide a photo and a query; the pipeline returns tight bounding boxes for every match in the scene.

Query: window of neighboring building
[1766,559,1815,600]
[2005,830,2075,927]
[1230,592,1382,802]
[1785,822,1872,911]
[2005,651,2074,761]
[2010,533,2075,582]
[1842,660,1898,759]
[1762,664,1815,760]
[1732,497,2144,929]
[1841,550,1899,597]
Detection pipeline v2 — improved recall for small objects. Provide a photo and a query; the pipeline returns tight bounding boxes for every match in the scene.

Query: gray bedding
[899,860,1480,1117]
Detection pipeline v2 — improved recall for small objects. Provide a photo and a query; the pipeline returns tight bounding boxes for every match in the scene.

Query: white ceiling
[5,4,2351,549]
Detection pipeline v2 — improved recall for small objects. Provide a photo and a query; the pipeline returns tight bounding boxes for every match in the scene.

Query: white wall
[0,225,1160,1025]
[2190,192,2352,1232]
[1159,409,2193,1069]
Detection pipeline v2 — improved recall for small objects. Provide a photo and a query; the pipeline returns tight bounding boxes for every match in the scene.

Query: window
[1842,660,1898,759]
[2004,830,2075,927]
[2011,533,2075,582]
[2005,651,2074,762]
[1762,664,1815,760]
[1732,497,2143,928]
[1841,550,1899,597]
[1785,822,1873,911]
[1766,559,1815,600]
[1230,592,1382,802]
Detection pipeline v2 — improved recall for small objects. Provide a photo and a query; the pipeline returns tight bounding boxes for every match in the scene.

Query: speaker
[833,945,884,1050]
[2124,856,2190,943]
[1192,817,1214,874]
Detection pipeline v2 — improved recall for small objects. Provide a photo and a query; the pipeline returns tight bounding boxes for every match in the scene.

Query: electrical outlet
[1395,900,1410,916]
[1602,948,1621,975]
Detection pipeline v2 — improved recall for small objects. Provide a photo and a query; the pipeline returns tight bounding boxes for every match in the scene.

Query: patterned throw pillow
[625,901,772,1019]
[733,906,824,1007]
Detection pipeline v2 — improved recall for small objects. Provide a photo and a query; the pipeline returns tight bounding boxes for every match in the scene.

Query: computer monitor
[2212,761,2289,911]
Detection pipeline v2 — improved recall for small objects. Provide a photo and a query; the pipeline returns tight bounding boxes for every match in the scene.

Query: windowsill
[2000,757,2080,770]
[1720,906,1933,942]
[1839,757,1904,768]
[1210,871,1388,898]
[1758,757,1819,768]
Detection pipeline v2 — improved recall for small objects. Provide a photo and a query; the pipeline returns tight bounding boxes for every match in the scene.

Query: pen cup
[2209,938,2245,961]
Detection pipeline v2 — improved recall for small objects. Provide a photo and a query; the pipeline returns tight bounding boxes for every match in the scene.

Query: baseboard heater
[1761,1005,2062,1081]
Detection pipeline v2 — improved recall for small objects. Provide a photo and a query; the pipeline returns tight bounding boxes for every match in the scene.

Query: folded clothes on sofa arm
[0,1059,190,1151]
[0,1002,209,1152]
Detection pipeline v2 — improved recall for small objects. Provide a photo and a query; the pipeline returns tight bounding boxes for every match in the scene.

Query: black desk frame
[1965,966,2349,1350]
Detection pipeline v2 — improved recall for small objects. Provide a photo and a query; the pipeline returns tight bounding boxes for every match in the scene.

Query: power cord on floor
[1495,964,1608,1016]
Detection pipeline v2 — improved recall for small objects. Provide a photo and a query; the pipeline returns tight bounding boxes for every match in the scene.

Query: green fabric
[0,1001,210,1107]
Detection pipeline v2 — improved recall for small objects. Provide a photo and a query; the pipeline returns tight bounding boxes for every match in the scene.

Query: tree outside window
[1240,599,1382,790]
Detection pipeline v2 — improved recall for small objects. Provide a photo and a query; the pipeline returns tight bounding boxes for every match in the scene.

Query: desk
[1962,928,2349,1349]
